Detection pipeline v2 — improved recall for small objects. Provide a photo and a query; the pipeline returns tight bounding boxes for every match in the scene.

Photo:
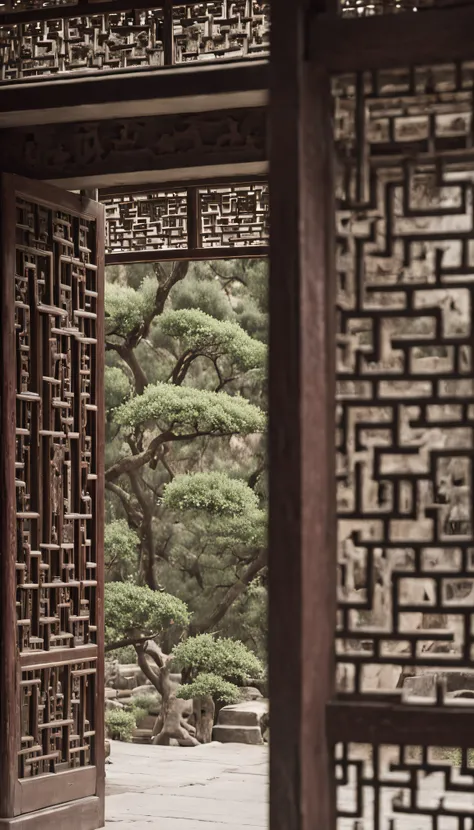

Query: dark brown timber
[269,3,337,830]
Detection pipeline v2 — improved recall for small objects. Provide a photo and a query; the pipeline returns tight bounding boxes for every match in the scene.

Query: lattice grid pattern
[14,196,99,779]
[0,2,269,82]
[15,198,99,654]
[0,10,164,81]
[199,183,269,247]
[105,190,188,253]
[173,1,269,61]
[334,63,474,704]
[20,660,96,777]
[336,743,474,829]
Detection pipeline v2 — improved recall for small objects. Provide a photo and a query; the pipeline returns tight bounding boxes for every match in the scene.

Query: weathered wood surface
[0,108,267,185]
[269,1,337,829]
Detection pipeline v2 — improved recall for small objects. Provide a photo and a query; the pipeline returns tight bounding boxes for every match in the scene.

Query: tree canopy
[104,258,268,662]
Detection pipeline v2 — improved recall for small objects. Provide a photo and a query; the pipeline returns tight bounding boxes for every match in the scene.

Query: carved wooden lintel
[0,107,267,182]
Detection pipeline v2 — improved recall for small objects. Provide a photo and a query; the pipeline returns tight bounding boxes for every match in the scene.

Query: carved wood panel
[333,62,474,829]
[0,10,165,81]
[0,108,267,183]
[0,1,269,81]
[0,175,104,822]
[173,2,269,62]
[102,180,269,259]
[199,182,269,247]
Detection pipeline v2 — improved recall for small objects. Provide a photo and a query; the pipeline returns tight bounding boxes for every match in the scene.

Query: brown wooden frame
[0,174,105,830]
[268,3,337,830]
[267,2,474,829]
[101,178,269,265]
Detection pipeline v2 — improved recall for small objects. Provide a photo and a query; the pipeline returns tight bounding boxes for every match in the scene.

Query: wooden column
[268,3,337,830]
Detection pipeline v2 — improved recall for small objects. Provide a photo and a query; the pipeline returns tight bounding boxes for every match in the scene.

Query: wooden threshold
[14,768,97,816]
[0,797,102,830]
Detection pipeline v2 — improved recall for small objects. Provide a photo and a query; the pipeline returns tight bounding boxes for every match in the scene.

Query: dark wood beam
[310,4,474,73]
[99,173,269,198]
[0,61,268,127]
[327,701,474,747]
[104,245,269,266]
[0,107,267,184]
[0,0,212,24]
[269,2,337,830]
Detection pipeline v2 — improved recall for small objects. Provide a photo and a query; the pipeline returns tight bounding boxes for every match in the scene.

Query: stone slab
[105,741,268,829]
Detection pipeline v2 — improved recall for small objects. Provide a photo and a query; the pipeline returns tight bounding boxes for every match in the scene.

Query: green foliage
[115,382,266,435]
[171,274,232,321]
[105,367,131,412]
[105,709,137,742]
[129,693,160,713]
[105,582,190,645]
[176,672,240,704]
[105,520,139,579]
[107,645,137,664]
[163,472,259,517]
[105,284,145,337]
[172,634,263,683]
[104,258,269,663]
[159,309,267,371]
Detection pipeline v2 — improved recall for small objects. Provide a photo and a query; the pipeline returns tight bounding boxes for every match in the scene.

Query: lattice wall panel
[101,182,269,257]
[173,2,269,62]
[12,192,101,786]
[20,660,96,778]
[105,190,188,253]
[336,744,474,829]
[199,183,269,247]
[0,10,164,81]
[15,198,99,657]
[0,2,269,82]
[334,63,474,704]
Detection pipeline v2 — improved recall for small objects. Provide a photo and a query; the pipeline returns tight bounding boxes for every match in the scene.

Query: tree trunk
[193,696,215,744]
[135,640,199,747]
[153,694,198,747]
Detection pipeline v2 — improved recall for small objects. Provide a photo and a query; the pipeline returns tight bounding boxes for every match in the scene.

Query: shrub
[172,634,264,684]
[129,694,160,713]
[105,709,137,742]
[176,673,240,704]
[105,582,190,645]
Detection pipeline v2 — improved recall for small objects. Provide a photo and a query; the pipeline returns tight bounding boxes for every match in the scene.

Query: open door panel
[0,174,105,830]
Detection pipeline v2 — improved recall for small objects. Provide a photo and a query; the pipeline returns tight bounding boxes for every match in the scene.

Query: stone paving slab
[105,741,268,829]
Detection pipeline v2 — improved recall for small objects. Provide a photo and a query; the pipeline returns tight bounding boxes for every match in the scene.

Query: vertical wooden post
[163,0,175,66]
[0,174,20,822]
[268,3,337,830]
[187,186,200,252]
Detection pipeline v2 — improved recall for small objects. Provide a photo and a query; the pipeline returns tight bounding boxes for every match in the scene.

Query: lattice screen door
[0,174,105,830]
[269,3,474,830]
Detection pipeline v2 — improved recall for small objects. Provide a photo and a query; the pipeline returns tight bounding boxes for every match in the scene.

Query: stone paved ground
[105,741,268,829]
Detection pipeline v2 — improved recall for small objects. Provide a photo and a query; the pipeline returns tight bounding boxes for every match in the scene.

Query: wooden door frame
[268,2,474,829]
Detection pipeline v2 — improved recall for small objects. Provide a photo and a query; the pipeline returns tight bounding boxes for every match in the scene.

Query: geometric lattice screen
[0,2,270,82]
[334,63,474,828]
[2,178,104,813]
[103,182,269,261]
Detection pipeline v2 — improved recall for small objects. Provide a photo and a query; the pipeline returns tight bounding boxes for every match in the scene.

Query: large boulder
[213,699,269,745]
